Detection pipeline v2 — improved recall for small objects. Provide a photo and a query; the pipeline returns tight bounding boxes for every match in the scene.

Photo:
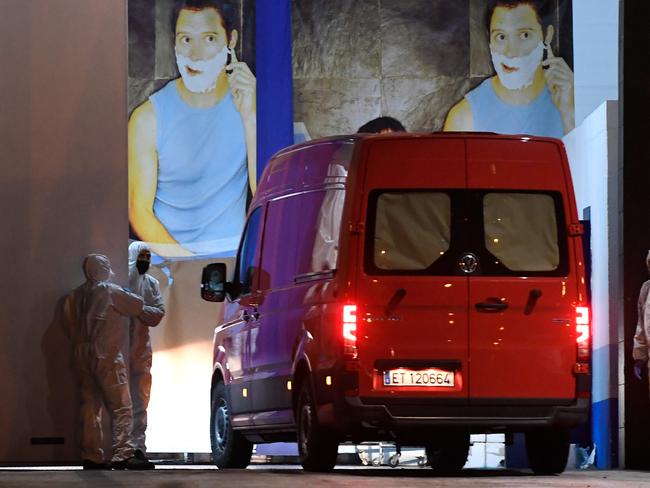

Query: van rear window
[365,189,568,276]
[373,192,451,270]
[484,193,559,272]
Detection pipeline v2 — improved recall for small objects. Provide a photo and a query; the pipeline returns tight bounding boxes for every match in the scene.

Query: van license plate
[383,368,454,387]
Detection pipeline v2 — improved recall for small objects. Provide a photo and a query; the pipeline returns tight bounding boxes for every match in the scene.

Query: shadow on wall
[31,259,231,460]
[39,295,80,459]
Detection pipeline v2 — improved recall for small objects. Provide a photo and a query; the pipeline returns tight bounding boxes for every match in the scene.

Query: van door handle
[523,289,542,315]
[241,310,251,322]
[475,298,508,313]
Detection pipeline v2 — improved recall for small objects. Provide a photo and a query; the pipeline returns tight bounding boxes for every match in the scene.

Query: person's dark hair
[172,0,236,36]
[485,0,553,32]
[357,116,406,134]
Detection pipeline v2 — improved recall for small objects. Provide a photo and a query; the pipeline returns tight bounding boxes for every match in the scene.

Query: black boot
[112,456,155,470]
[134,449,156,469]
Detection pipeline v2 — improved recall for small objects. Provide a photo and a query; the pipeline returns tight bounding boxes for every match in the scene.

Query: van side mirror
[201,263,227,302]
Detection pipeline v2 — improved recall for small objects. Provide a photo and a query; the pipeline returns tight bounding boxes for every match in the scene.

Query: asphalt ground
[0,465,648,488]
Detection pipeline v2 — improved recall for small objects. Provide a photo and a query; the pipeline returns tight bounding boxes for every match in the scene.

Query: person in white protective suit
[633,250,650,391]
[63,253,153,470]
[127,241,166,464]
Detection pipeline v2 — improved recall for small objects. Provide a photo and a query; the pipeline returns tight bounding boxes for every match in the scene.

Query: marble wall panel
[380,0,469,78]
[128,0,155,80]
[292,0,381,79]
[241,0,257,74]
[128,78,154,116]
[381,76,471,132]
[469,0,492,78]
[293,78,382,138]
[154,0,179,80]
[293,0,478,137]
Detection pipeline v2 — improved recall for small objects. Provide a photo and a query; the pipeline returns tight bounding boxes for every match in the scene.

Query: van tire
[296,381,338,472]
[425,433,470,474]
[525,427,569,475]
[210,381,253,469]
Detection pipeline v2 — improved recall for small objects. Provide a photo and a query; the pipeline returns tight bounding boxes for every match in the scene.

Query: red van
[201,133,590,474]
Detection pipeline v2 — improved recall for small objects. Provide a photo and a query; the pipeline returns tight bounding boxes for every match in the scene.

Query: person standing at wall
[633,251,650,389]
[128,242,166,466]
[444,0,574,138]
[63,254,152,470]
[129,0,256,257]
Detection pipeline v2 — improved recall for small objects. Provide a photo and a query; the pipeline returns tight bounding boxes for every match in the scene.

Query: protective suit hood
[129,241,151,280]
[83,254,113,282]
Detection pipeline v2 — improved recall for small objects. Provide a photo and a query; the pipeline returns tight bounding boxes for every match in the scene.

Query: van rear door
[465,138,578,401]
[354,137,468,400]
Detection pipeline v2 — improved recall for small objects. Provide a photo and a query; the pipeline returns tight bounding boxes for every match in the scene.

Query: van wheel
[210,381,252,468]
[425,433,470,474]
[296,381,338,472]
[525,428,569,475]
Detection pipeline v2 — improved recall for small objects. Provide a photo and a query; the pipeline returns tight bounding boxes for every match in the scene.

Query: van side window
[483,193,559,272]
[236,207,263,295]
[260,188,345,289]
[373,192,451,270]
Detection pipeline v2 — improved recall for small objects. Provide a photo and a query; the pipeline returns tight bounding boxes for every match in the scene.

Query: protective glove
[634,359,646,380]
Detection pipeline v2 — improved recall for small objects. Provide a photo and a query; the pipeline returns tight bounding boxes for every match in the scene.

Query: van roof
[271,131,563,160]
[253,132,566,207]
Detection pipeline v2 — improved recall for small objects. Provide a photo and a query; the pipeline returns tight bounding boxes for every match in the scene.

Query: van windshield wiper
[385,288,407,317]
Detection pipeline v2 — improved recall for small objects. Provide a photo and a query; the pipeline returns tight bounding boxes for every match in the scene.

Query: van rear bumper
[323,396,589,432]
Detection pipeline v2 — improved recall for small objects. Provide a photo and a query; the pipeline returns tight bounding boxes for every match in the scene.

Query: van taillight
[575,306,590,363]
[343,304,358,359]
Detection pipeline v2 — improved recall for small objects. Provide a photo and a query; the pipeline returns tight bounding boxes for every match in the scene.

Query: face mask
[491,42,545,91]
[175,45,229,94]
[136,260,150,275]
